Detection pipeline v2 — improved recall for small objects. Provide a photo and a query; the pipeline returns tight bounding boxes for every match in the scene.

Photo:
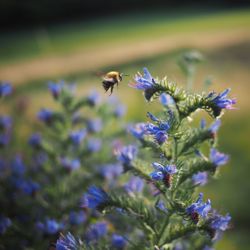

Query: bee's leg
[109,85,114,96]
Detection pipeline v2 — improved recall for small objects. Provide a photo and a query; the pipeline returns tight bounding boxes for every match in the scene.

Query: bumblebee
[102,71,127,95]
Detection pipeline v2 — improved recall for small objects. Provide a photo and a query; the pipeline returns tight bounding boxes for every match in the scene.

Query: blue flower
[87,138,102,152]
[150,162,177,187]
[28,133,42,148]
[203,246,214,250]
[210,213,231,231]
[0,82,12,97]
[129,68,155,90]
[144,115,170,145]
[111,234,127,249]
[186,193,211,223]
[145,123,170,145]
[159,93,175,106]
[69,129,87,145]
[81,186,110,209]
[129,68,157,101]
[209,88,236,110]
[124,176,144,194]
[192,172,208,186]
[116,145,137,167]
[0,116,12,130]
[37,109,54,124]
[0,134,10,146]
[19,180,40,196]
[0,215,11,235]
[210,148,229,167]
[208,119,221,134]
[156,200,168,213]
[87,118,102,133]
[61,158,81,171]
[100,164,123,181]
[46,219,63,234]
[48,81,63,99]
[11,156,26,176]
[87,91,101,106]
[69,211,86,225]
[85,222,107,243]
[114,104,127,118]
[128,123,147,140]
[38,219,63,235]
[56,232,79,250]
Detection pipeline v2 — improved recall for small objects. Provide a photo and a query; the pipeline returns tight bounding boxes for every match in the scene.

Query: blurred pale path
[1,29,249,84]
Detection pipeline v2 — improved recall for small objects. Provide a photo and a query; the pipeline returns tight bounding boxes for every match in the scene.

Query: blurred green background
[0,2,250,249]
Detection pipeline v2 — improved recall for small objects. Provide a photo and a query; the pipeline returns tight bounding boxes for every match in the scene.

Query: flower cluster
[0,64,235,250]
[73,68,233,249]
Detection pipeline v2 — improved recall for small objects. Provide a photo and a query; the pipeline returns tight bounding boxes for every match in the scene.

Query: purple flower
[124,176,144,194]
[100,164,123,181]
[87,118,102,133]
[114,104,126,118]
[0,134,10,146]
[144,114,170,145]
[160,93,175,106]
[37,109,54,124]
[203,246,214,250]
[56,232,79,250]
[0,215,11,235]
[210,148,229,167]
[209,119,221,133]
[19,179,40,195]
[69,211,85,225]
[85,222,107,243]
[128,123,147,140]
[69,129,87,145]
[11,155,26,176]
[0,82,12,97]
[60,158,81,171]
[145,122,170,145]
[116,145,137,167]
[156,200,168,213]
[87,138,102,152]
[28,133,42,148]
[129,68,157,101]
[209,88,236,110]
[192,172,208,186]
[210,213,231,231]
[150,162,177,187]
[129,67,155,90]
[111,234,127,249]
[81,186,110,209]
[38,219,63,235]
[48,81,63,99]
[186,193,211,223]
[0,116,12,130]
[87,91,101,106]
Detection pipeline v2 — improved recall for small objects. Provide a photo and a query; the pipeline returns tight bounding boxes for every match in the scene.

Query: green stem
[159,224,197,247]
[157,211,173,245]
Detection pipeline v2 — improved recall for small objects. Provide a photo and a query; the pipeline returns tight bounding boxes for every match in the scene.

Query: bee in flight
[102,71,128,95]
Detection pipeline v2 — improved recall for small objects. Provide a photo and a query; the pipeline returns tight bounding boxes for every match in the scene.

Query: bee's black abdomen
[102,80,111,92]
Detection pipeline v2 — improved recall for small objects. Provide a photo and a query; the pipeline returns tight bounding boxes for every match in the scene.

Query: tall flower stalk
[74,67,234,249]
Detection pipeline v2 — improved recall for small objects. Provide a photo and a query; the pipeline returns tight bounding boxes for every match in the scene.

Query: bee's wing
[92,71,106,77]
[103,76,116,83]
